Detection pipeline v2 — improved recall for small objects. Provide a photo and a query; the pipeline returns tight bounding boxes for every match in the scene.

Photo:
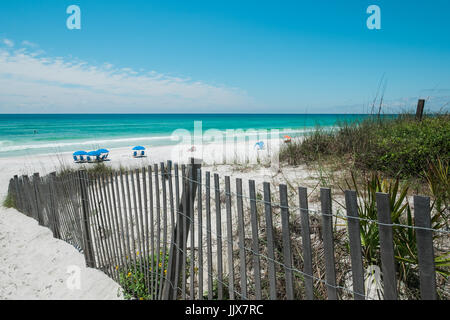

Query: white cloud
[0,43,252,113]
[21,40,38,48]
[2,39,14,47]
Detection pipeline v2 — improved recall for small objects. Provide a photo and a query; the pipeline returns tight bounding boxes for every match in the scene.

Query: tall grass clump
[280,113,450,178]
[3,192,16,209]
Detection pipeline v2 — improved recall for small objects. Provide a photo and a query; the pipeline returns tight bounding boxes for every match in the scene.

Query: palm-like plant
[344,171,449,298]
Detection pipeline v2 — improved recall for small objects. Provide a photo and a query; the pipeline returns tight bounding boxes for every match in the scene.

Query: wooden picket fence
[6,158,446,300]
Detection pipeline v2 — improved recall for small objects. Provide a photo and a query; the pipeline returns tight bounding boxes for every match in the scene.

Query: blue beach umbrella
[132,146,146,151]
[97,148,109,153]
[87,150,101,156]
[254,141,264,150]
[73,151,88,156]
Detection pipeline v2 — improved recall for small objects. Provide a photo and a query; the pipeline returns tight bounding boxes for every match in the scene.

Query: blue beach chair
[73,151,87,163]
[132,146,146,158]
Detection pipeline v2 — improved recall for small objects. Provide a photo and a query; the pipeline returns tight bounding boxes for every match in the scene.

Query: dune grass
[280,112,450,179]
[2,192,16,209]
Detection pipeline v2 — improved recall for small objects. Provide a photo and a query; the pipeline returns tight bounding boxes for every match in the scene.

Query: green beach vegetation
[280,112,450,178]
[279,111,450,299]
[2,192,16,209]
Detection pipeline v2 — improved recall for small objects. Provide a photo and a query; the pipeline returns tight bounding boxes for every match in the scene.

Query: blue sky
[0,0,449,113]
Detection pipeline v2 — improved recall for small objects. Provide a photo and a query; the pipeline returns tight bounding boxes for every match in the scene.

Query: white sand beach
[0,139,324,300]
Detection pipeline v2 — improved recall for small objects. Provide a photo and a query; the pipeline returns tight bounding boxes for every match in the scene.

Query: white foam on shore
[0,127,314,154]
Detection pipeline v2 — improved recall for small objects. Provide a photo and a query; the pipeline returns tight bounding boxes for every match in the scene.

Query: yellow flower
[158,263,162,268]
[164,269,167,274]
[139,297,144,300]
[127,272,132,278]
[115,265,119,270]
[194,267,198,274]
[136,251,139,256]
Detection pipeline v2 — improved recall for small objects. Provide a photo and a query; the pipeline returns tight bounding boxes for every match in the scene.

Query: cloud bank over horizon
[0,38,448,114]
[0,39,253,113]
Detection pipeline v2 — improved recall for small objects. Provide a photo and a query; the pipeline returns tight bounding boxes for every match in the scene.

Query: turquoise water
[0,114,373,158]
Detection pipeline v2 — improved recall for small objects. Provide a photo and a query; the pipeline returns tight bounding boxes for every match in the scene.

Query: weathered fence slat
[153,164,162,298]
[130,170,143,282]
[214,173,224,300]
[147,166,156,299]
[99,174,117,281]
[95,174,115,278]
[135,169,149,293]
[344,190,365,300]
[55,174,71,243]
[249,180,262,299]
[13,175,22,213]
[280,184,294,300]
[236,178,247,299]
[413,195,437,300]
[33,173,43,226]
[205,171,213,300]
[197,168,204,300]
[140,167,151,297]
[320,187,338,300]
[87,172,108,272]
[113,172,127,271]
[181,165,188,300]
[48,173,61,239]
[78,170,95,268]
[159,163,169,300]
[163,161,175,299]
[103,174,121,280]
[22,175,33,218]
[189,165,195,300]
[298,186,313,300]
[119,171,133,279]
[166,161,176,299]
[263,182,277,300]
[169,163,181,300]
[124,171,138,284]
[376,192,398,300]
[225,176,235,300]
[134,170,145,272]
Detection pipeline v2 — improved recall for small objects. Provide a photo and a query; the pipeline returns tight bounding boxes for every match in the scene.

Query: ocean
[0,114,372,158]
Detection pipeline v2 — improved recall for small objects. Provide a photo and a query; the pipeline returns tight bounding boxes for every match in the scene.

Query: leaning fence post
[162,158,201,300]
[375,192,398,300]
[78,170,95,268]
[414,195,437,300]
